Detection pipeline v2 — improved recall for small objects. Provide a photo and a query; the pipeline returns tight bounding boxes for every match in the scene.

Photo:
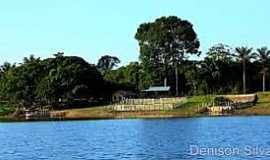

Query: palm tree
[234,47,255,94]
[255,47,270,92]
[200,57,221,93]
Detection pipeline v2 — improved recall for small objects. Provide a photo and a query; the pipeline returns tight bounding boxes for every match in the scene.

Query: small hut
[143,86,171,97]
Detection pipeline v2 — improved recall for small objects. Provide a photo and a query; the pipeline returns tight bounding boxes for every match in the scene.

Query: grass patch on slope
[235,92,270,115]
[63,106,114,119]
[165,95,214,116]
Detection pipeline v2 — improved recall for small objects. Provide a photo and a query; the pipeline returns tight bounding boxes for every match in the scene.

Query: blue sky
[0,0,269,65]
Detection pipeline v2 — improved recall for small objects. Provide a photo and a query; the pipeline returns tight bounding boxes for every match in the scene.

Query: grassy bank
[62,95,214,119]
[235,92,270,115]
[56,93,270,119]
[1,92,270,121]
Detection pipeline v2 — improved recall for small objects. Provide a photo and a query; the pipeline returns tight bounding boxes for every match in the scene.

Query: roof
[144,86,170,92]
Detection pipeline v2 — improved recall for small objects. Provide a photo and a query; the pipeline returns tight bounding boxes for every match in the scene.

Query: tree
[202,44,237,94]
[0,62,13,73]
[200,57,221,93]
[0,55,44,106]
[234,47,255,94]
[255,47,270,92]
[97,55,120,72]
[207,43,233,63]
[180,60,208,95]
[135,16,200,96]
[37,55,104,105]
[103,62,142,91]
[0,53,104,108]
[23,54,40,64]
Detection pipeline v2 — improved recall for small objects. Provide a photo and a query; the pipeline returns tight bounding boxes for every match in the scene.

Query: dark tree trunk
[164,59,168,87]
[243,61,246,94]
[175,65,179,96]
[263,72,266,92]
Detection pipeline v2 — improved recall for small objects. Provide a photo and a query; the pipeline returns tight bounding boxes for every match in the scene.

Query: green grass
[176,93,270,116]
[180,95,213,107]
[163,95,214,116]
[256,92,270,103]
[2,92,270,121]
[235,92,270,115]
[46,93,270,119]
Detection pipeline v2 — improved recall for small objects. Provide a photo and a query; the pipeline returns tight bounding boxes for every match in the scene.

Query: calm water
[1,117,270,160]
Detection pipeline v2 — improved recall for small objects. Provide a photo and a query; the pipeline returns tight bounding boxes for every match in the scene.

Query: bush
[0,102,14,116]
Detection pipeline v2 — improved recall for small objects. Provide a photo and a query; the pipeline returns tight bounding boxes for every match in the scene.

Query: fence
[111,97,186,112]
[24,107,67,120]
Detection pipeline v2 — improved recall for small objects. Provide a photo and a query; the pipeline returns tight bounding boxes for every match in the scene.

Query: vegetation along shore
[1,16,270,121]
[0,92,270,122]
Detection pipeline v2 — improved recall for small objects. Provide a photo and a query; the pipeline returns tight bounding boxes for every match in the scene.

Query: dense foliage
[104,43,270,96]
[1,15,270,112]
[135,16,200,96]
[97,55,120,73]
[0,53,104,108]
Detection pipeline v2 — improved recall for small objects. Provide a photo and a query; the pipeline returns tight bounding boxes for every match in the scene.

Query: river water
[1,116,270,160]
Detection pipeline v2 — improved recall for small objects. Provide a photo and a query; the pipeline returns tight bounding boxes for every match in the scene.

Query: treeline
[1,16,270,109]
[0,53,129,108]
[104,43,270,96]
[104,16,270,96]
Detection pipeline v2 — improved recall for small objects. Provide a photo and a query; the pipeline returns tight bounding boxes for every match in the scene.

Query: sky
[0,0,269,65]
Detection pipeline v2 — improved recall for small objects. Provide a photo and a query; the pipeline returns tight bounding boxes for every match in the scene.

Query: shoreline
[1,92,270,123]
[1,112,270,123]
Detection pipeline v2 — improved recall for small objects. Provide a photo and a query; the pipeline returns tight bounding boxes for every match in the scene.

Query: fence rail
[111,97,186,112]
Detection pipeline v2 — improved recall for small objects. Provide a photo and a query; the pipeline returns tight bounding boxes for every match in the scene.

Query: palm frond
[234,46,253,61]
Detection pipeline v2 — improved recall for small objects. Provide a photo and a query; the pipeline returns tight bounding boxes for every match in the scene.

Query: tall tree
[234,47,255,94]
[255,47,270,92]
[203,44,235,94]
[200,57,221,93]
[207,43,233,63]
[97,55,120,72]
[135,16,200,96]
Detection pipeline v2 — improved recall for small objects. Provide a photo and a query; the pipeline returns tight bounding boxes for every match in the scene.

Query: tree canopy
[97,55,120,72]
[1,15,270,112]
[135,16,200,95]
[0,53,104,108]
